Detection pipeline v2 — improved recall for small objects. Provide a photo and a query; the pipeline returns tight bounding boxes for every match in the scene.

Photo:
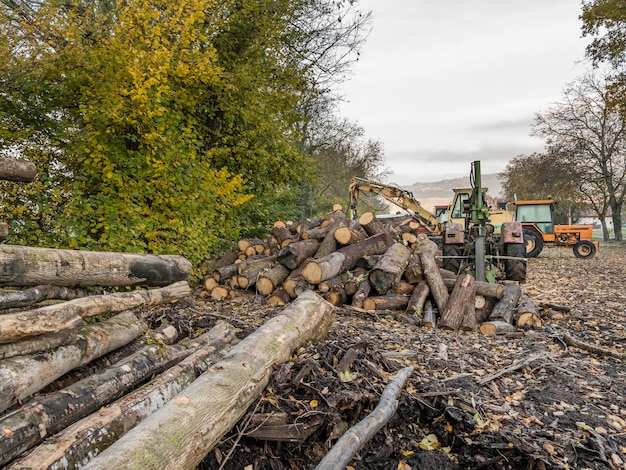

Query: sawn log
[82,291,336,470]
[0,245,191,287]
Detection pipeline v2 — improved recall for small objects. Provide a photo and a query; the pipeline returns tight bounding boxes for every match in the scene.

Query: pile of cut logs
[203,206,542,335]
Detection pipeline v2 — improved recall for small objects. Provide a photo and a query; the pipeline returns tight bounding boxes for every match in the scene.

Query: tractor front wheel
[442,243,462,274]
[504,243,526,282]
[523,228,544,258]
[573,240,597,259]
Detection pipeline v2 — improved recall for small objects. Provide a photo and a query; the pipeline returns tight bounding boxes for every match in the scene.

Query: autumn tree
[532,72,626,240]
[0,0,374,271]
[500,152,586,224]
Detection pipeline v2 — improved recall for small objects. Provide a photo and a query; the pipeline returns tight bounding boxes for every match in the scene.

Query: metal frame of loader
[349,161,527,283]
[440,161,527,283]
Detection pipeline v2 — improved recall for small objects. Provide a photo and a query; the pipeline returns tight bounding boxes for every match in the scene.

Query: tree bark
[302,252,346,285]
[0,323,238,466]
[439,274,476,331]
[403,254,424,284]
[0,245,191,287]
[6,323,238,470]
[351,277,371,309]
[314,218,349,258]
[422,300,436,329]
[315,366,413,470]
[256,264,291,296]
[0,281,190,344]
[442,277,503,299]
[271,225,294,248]
[344,267,367,296]
[0,312,147,414]
[282,261,312,299]
[368,243,412,295]
[0,285,91,310]
[479,321,516,335]
[334,222,367,246]
[266,288,292,306]
[415,237,449,314]
[0,157,37,182]
[337,232,393,269]
[363,295,410,311]
[0,316,83,360]
[82,291,335,470]
[277,239,319,270]
[358,212,387,237]
[236,256,277,289]
[406,280,429,316]
[515,295,542,328]
[488,283,522,324]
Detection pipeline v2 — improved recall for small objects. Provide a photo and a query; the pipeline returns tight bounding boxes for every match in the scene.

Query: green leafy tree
[0,0,373,273]
[500,152,586,224]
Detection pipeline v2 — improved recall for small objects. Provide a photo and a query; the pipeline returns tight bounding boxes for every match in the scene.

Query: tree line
[0,0,385,276]
[501,0,626,242]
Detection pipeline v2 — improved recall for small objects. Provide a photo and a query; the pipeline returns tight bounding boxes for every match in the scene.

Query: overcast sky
[336,0,592,185]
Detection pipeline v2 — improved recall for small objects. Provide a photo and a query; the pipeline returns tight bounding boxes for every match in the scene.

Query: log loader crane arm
[348,176,446,235]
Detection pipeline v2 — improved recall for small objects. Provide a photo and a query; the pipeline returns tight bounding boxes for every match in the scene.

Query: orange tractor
[514,199,598,259]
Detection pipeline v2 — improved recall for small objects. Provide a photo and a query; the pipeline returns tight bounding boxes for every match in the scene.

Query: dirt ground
[148,244,626,470]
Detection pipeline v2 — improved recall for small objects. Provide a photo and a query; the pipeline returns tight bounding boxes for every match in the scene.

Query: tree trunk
[314,217,349,258]
[256,264,291,296]
[343,267,367,296]
[0,281,191,344]
[363,295,410,311]
[6,323,238,470]
[302,252,346,285]
[488,283,522,324]
[0,323,238,466]
[442,277,503,299]
[0,312,147,414]
[277,239,320,270]
[323,285,347,307]
[0,245,191,287]
[212,263,239,283]
[282,261,313,299]
[368,243,411,295]
[406,280,429,316]
[237,238,264,253]
[480,321,516,335]
[271,225,294,248]
[422,300,436,329]
[351,277,371,309]
[0,316,83,360]
[439,274,476,331]
[414,237,449,314]
[337,232,393,270]
[0,158,37,182]
[403,255,424,284]
[0,285,90,310]
[515,295,542,328]
[236,256,277,289]
[315,366,413,470]
[82,291,335,470]
[267,288,292,306]
[334,222,367,246]
[358,212,387,237]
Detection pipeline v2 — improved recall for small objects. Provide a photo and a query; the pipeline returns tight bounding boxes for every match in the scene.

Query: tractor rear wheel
[504,243,526,282]
[442,243,462,274]
[523,228,544,258]
[573,240,596,259]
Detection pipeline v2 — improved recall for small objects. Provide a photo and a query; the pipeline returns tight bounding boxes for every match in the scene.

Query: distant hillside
[391,174,504,213]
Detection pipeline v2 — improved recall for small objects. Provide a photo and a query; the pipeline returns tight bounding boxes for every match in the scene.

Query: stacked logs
[203,208,540,335]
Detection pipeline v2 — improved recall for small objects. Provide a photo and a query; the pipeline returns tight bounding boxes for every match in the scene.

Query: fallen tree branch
[478,354,550,385]
[315,366,414,470]
[563,334,626,360]
[0,285,91,310]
